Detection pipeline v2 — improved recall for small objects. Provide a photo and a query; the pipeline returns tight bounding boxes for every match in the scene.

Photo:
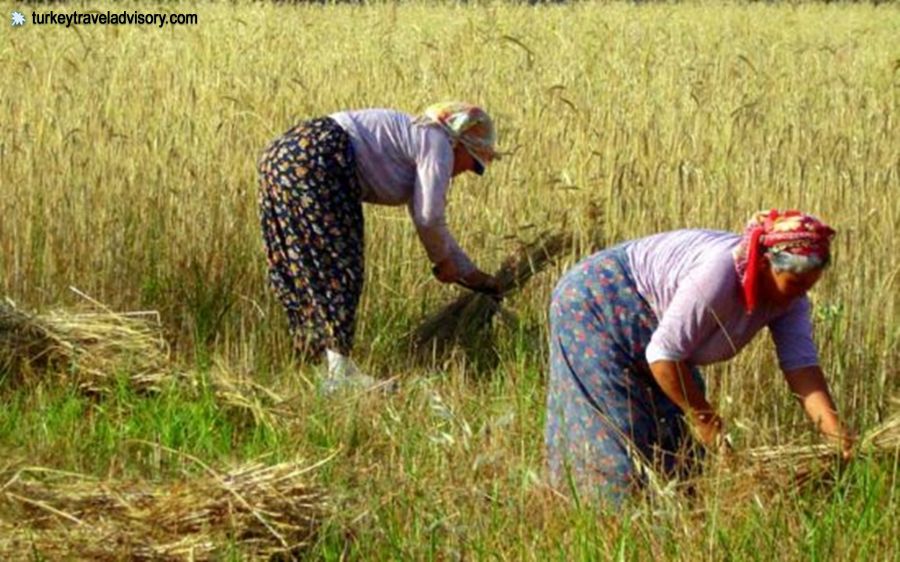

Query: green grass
[1,0,899,559]
[1,359,899,559]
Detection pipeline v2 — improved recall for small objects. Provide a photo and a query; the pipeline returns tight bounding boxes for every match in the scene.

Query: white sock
[326,349,361,378]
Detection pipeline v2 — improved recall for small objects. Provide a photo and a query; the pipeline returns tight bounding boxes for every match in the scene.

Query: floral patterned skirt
[544,246,705,504]
[257,117,364,357]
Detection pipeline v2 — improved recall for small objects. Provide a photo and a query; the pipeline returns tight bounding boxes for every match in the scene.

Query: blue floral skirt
[257,117,364,357]
[544,246,705,504]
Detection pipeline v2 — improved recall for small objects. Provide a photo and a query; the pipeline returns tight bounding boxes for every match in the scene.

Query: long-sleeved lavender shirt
[330,109,475,275]
[623,229,819,371]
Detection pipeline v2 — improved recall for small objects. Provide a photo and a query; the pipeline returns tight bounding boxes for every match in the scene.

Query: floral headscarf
[733,209,836,313]
[417,102,498,172]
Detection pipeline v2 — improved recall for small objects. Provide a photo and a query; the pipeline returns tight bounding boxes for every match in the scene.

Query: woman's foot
[319,350,379,395]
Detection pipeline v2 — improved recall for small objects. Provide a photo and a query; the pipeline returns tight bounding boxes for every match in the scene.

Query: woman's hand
[693,411,725,449]
[460,269,502,295]
[433,260,501,295]
[783,366,854,462]
[433,258,461,283]
[830,426,857,461]
[648,360,723,450]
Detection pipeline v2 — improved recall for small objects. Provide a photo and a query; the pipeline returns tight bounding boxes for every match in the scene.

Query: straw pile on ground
[0,458,331,560]
[0,295,297,435]
[651,408,900,506]
[730,408,900,488]
[412,229,577,360]
[0,295,169,394]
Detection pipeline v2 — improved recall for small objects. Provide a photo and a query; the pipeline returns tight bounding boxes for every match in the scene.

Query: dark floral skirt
[257,117,364,357]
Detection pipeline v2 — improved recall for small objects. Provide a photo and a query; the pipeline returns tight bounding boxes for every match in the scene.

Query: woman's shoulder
[411,121,453,157]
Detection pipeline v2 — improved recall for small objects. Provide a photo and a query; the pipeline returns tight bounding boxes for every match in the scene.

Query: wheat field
[1,1,899,559]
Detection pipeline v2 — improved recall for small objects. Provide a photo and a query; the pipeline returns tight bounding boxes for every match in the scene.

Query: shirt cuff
[779,358,820,372]
[645,342,685,365]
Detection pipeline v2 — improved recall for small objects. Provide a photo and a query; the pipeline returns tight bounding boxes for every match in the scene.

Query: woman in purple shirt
[257,102,500,391]
[544,210,854,503]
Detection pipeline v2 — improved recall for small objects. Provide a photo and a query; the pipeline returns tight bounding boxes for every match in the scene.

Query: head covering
[417,101,498,174]
[733,209,836,313]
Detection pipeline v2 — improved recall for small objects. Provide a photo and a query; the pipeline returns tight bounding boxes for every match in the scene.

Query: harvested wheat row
[0,294,170,394]
[0,457,332,560]
[641,409,900,507]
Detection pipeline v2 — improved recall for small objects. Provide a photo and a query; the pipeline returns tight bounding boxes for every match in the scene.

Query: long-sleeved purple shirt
[623,229,819,371]
[330,109,475,275]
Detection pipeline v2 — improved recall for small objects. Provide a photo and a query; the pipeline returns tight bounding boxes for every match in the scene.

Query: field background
[1,1,899,559]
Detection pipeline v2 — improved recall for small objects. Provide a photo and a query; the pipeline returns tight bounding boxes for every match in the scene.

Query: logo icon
[11,11,26,27]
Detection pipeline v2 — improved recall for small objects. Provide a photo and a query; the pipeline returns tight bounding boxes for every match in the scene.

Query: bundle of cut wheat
[0,298,61,376]
[651,409,900,506]
[0,293,169,394]
[2,299,295,429]
[0,457,331,560]
[860,408,900,451]
[739,410,900,481]
[412,229,578,359]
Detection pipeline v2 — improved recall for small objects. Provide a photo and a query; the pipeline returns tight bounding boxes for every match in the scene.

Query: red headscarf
[733,209,836,313]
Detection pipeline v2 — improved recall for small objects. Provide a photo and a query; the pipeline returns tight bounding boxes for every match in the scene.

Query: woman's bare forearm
[649,360,709,411]
[649,360,717,427]
[783,365,852,448]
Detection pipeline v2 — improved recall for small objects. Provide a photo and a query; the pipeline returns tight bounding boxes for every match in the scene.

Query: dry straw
[205,361,294,432]
[0,293,298,434]
[412,228,577,359]
[0,453,333,560]
[643,408,900,507]
[0,291,170,394]
[732,408,900,486]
